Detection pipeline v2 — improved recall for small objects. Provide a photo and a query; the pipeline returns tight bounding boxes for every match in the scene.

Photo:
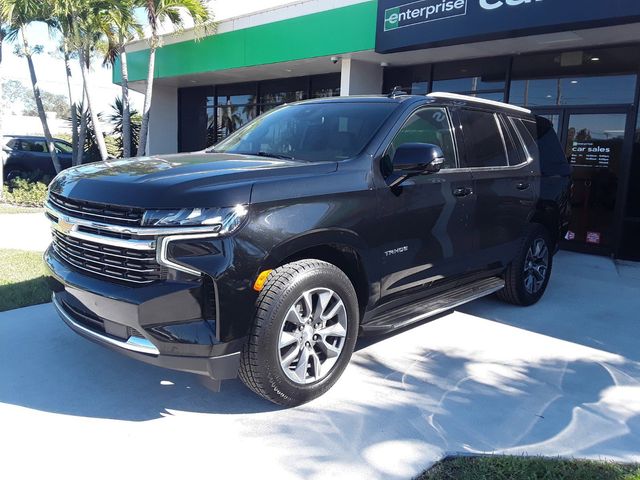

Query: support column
[147,85,178,155]
[340,58,383,96]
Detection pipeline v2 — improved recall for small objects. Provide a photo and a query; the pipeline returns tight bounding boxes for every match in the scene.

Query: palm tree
[138,0,210,156]
[100,0,142,158]
[108,96,141,157]
[51,0,79,164]
[0,0,62,174]
[1,16,8,193]
[75,1,110,162]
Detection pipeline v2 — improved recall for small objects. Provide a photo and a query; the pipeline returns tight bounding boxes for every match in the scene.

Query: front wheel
[239,259,359,406]
[497,224,553,306]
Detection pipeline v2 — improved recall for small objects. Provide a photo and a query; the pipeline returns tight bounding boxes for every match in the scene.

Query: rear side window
[458,109,508,168]
[511,118,540,162]
[19,139,48,153]
[527,116,570,177]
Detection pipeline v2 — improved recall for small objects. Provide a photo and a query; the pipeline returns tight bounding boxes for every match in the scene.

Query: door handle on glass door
[452,187,473,197]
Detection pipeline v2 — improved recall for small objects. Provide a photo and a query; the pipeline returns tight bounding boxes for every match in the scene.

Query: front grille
[48,192,144,226]
[52,230,165,285]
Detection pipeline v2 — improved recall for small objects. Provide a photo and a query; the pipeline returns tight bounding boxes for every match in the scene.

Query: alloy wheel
[523,238,549,294]
[278,288,348,385]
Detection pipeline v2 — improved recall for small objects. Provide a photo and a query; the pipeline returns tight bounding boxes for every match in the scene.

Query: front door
[532,107,632,254]
[564,109,630,253]
[375,106,475,304]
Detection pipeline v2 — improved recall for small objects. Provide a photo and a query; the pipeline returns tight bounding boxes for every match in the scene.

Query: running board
[362,277,505,334]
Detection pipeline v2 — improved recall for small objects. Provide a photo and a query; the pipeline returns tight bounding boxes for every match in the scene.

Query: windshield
[210,102,397,162]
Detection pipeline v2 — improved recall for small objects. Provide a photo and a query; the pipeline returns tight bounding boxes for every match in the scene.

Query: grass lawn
[0,249,51,312]
[0,203,44,214]
[419,456,640,480]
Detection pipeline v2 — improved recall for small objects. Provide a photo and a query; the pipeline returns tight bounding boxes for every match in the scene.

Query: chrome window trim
[157,233,221,276]
[53,293,160,355]
[45,203,221,238]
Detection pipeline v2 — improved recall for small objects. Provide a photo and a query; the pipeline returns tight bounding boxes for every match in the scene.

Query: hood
[49,152,338,208]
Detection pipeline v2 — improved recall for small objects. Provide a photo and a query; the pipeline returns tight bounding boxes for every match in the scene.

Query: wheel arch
[261,230,372,319]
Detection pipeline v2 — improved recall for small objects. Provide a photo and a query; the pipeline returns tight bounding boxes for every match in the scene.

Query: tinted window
[458,110,508,168]
[213,103,397,163]
[499,116,524,166]
[386,107,456,171]
[511,118,539,162]
[20,139,48,153]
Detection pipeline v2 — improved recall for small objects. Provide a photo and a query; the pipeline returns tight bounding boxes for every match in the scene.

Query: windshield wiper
[207,149,296,160]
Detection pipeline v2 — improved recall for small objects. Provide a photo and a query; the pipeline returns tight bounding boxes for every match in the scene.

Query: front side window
[54,141,73,154]
[458,109,508,168]
[384,107,456,174]
[213,102,397,163]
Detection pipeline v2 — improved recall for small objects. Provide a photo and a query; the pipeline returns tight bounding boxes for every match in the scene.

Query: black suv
[2,135,73,182]
[44,93,571,406]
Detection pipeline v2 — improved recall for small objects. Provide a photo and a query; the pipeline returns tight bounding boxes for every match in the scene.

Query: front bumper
[46,247,244,380]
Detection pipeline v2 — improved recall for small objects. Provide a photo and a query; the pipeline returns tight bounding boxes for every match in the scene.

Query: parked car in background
[2,135,73,183]
[44,93,571,406]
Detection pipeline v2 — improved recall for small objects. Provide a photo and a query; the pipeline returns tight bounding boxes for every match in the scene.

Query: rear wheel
[497,224,553,306]
[239,259,359,406]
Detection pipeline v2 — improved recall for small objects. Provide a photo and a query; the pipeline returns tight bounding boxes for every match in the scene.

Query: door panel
[376,170,475,301]
[454,108,536,270]
[375,106,475,304]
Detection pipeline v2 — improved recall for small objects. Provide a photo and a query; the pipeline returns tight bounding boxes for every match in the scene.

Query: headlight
[142,205,248,234]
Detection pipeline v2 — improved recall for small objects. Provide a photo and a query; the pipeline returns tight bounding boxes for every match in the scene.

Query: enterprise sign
[383,0,467,32]
[376,0,640,53]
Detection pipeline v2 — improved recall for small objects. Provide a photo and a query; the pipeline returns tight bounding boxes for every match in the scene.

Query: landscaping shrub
[2,178,48,207]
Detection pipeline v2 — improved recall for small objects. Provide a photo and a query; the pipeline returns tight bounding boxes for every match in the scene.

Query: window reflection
[511,75,637,106]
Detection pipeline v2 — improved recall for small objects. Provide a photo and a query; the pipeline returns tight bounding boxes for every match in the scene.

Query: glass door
[562,110,629,252]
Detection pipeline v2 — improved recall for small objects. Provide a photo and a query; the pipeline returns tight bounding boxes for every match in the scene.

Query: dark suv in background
[44,92,571,406]
[2,135,73,183]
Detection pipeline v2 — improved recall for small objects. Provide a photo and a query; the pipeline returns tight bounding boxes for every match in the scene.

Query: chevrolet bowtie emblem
[56,218,74,235]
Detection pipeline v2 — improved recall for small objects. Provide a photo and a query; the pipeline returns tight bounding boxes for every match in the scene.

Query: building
[116,0,640,260]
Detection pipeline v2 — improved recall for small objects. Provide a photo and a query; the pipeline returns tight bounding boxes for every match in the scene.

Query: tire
[497,224,553,306]
[5,168,29,184]
[239,259,359,407]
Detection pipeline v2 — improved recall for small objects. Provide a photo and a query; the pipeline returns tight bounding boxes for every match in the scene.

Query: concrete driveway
[1,251,639,480]
[0,212,50,251]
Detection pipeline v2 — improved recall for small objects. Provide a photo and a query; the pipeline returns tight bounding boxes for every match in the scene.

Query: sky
[0,0,296,117]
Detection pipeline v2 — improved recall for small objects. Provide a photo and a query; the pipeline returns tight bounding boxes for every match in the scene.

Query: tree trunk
[23,32,62,174]
[77,89,88,165]
[63,41,79,166]
[120,47,132,158]
[78,48,109,161]
[137,43,156,157]
[0,33,5,197]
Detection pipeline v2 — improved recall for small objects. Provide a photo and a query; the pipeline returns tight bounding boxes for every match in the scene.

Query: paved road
[1,251,639,479]
[0,212,50,251]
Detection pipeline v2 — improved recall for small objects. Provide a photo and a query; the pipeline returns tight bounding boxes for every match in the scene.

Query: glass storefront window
[432,57,508,98]
[510,75,637,107]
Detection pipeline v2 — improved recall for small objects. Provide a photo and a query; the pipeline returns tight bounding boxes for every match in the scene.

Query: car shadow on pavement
[0,304,283,421]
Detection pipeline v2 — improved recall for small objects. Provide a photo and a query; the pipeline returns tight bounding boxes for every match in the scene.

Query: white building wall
[340,59,383,96]
[147,85,178,155]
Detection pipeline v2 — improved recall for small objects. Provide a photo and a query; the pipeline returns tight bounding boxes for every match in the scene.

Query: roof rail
[428,92,532,114]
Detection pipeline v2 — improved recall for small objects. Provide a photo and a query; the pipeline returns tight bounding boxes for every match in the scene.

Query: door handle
[452,187,473,197]
[516,182,530,191]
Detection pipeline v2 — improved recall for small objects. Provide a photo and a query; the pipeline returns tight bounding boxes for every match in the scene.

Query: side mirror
[389,143,445,188]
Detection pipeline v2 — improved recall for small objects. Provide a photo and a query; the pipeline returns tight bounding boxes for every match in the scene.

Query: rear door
[375,106,476,302]
[453,108,537,270]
